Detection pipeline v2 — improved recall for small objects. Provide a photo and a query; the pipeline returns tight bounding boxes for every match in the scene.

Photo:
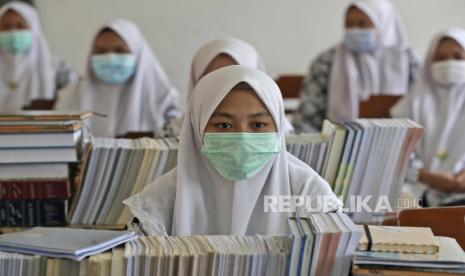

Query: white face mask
[431,60,465,87]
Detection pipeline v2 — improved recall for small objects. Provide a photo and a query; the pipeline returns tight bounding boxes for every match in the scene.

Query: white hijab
[188,38,265,98]
[188,39,295,134]
[0,2,55,112]
[392,28,465,174]
[125,66,340,236]
[59,19,180,137]
[328,0,410,123]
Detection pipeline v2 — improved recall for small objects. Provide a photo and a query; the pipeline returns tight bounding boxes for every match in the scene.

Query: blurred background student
[184,38,293,134]
[391,28,465,207]
[293,0,419,133]
[188,38,265,98]
[56,19,181,138]
[0,1,76,112]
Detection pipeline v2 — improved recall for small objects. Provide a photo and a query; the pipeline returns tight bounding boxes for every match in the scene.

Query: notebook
[0,227,136,261]
[0,111,94,121]
[358,226,439,254]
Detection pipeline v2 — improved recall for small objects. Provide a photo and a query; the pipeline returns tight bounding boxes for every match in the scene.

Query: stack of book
[288,213,363,276]
[0,213,361,276]
[0,227,136,276]
[69,137,178,226]
[352,226,465,276]
[286,133,328,175]
[0,111,92,228]
[287,119,424,223]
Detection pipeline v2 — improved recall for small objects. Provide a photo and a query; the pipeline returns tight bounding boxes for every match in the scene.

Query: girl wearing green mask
[0,2,76,112]
[124,65,341,236]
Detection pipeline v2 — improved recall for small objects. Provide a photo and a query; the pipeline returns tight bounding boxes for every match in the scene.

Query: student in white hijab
[56,19,181,138]
[188,38,265,97]
[293,0,419,133]
[124,66,341,236]
[0,2,75,112]
[391,28,465,207]
[179,38,294,135]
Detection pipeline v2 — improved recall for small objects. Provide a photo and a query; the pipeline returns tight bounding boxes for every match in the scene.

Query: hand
[419,170,465,193]
[455,170,465,182]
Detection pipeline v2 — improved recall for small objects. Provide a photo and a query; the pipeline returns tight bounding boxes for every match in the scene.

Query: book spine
[0,180,70,200]
[0,200,68,227]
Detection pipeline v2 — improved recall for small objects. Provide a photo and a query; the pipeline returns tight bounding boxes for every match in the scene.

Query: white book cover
[0,227,136,261]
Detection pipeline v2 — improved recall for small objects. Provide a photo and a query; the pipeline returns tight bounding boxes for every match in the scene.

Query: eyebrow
[210,111,271,119]
[248,112,271,118]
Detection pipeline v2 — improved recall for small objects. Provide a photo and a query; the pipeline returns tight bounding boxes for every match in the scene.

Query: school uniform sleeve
[123,169,177,236]
[54,81,81,110]
[53,57,79,92]
[292,48,335,133]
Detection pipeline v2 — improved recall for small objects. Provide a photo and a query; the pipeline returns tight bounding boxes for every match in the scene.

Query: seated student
[179,38,294,135]
[391,28,465,207]
[188,38,264,97]
[56,19,181,138]
[124,65,342,236]
[0,2,76,112]
[293,0,419,133]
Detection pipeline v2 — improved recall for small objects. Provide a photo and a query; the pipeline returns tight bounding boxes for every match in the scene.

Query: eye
[216,122,232,129]
[252,122,267,129]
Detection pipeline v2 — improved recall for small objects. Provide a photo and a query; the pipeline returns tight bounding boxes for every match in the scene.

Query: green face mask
[201,132,280,181]
[0,30,33,55]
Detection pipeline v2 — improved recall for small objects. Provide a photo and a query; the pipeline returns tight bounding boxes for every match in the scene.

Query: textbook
[0,213,362,276]
[0,200,68,227]
[69,137,178,226]
[0,227,136,261]
[0,112,88,228]
[358,226,439,254]
[353,236,465,274]
[287,119,424,223]
[286,133,328,175]
[0,163,69,180]
[0,110,94,121]
[0,120,82,133]
[0,129,82,148]
[0,179,71,200]
[288,213,363,276]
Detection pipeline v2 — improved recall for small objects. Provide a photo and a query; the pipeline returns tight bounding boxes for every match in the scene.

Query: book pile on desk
[0,111,92,227]
[69,136,178,226]
[352,226,465,276]
[0,213,362,276]
[287,119,424,223]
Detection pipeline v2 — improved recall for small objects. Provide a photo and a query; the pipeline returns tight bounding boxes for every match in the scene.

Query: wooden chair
[384,207,465,250]
[23,99,56,110]
[275,75,304,114]
[359,95,402,118]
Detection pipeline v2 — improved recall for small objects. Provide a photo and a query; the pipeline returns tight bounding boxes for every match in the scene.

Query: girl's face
[202,53,237,78]
[205,86,277,133]
[0,10,30,31]
[92,29,131,55]
[345,6,375,29]
[432,38,465,63]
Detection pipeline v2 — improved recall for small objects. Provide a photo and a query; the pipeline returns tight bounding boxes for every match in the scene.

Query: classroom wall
[35,0,465,101]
